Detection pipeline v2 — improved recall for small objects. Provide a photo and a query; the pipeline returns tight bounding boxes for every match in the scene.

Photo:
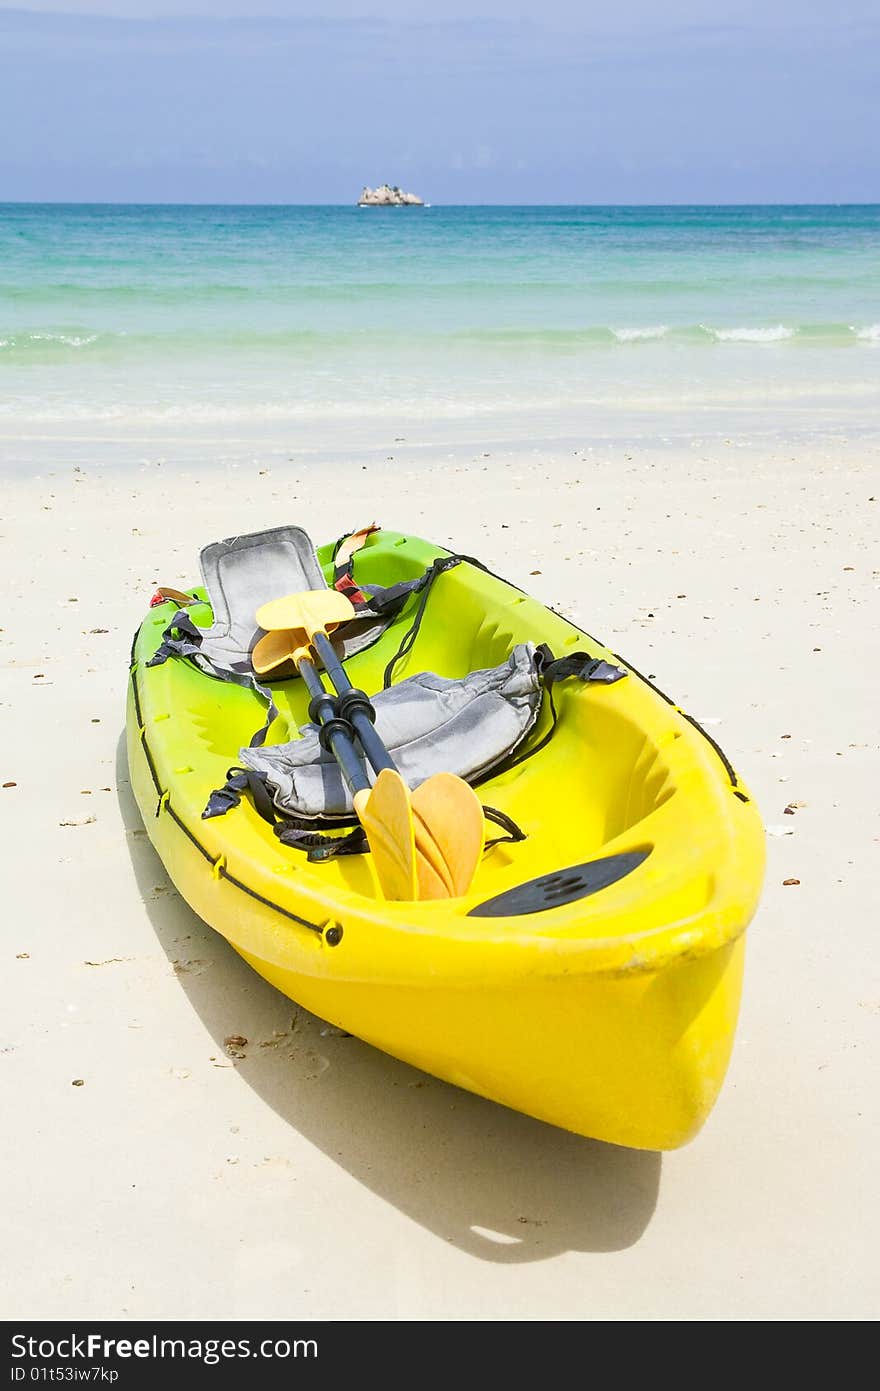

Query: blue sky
[1,2,877,203]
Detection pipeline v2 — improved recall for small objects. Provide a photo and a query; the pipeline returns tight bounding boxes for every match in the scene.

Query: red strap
[150,586,199,608]
[334,572,369,607]
[332,522,379,607]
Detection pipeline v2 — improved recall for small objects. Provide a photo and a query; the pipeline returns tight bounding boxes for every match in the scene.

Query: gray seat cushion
[194,524,393,677]
[239,643,542,819]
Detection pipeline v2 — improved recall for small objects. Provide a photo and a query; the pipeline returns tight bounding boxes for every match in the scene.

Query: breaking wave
[709,324,794,343]
[611,325,669,342]
[2,322,880,364]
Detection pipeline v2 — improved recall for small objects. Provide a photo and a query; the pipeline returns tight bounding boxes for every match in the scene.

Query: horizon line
[1,199,878,209]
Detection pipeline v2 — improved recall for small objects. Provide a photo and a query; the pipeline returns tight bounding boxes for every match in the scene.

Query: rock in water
[358,183,425,206]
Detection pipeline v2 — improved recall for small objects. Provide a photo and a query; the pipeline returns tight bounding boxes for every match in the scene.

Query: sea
[1,204,878,448]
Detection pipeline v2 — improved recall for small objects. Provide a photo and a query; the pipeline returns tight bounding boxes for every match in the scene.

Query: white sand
[2,427,878,1320]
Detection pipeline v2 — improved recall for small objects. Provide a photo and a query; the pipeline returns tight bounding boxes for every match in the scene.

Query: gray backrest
[194,525,393,676]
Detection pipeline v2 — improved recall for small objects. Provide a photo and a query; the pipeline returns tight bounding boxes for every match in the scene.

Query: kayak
[127,525,765,1150]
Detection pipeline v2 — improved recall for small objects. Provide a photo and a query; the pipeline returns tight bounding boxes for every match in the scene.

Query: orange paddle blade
[254,590,356,676]
[251,628,308,675]
[353,770,418,902]
[256,588,355,638]
[411,772,485,899]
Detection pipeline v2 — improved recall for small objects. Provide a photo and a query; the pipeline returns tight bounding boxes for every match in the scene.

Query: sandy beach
[2,422,877,1321]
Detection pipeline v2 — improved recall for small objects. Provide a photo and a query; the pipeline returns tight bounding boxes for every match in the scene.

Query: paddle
[253,592,416,899]
[252,589,484,899]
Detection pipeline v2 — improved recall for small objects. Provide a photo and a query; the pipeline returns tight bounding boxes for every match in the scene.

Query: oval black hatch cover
[467,849,651,918]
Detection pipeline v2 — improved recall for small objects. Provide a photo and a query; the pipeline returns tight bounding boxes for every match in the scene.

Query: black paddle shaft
[297,654,372,798]
[311,630,396,775]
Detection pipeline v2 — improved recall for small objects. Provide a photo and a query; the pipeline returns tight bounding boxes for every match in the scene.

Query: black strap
[202,767,283,823]
[203,766,362,826]
[147,610,280,747]
[276,823,370,862]
[331,526,375,583]
[276,803,526,863]
[481,805,528,850]
[381,555,463,688]
[537,649,627,687]
[470,645,626,788]
[204,765,529,866]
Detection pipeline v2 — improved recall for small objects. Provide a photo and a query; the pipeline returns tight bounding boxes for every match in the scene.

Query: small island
[357,183,425,207]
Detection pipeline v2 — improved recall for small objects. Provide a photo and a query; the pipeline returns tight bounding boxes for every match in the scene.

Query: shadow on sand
[117,732,660,1262]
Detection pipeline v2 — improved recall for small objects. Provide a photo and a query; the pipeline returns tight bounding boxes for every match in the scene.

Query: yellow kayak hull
[127,529,765,1150]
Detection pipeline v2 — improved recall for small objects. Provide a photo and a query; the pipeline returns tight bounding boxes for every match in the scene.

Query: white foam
[612,325,669,342]
[854,323,880,342]
[711,324,794,343]
[28,332,98,347]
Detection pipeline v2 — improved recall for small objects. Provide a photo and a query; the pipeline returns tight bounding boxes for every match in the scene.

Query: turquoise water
[1,204,878,435]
